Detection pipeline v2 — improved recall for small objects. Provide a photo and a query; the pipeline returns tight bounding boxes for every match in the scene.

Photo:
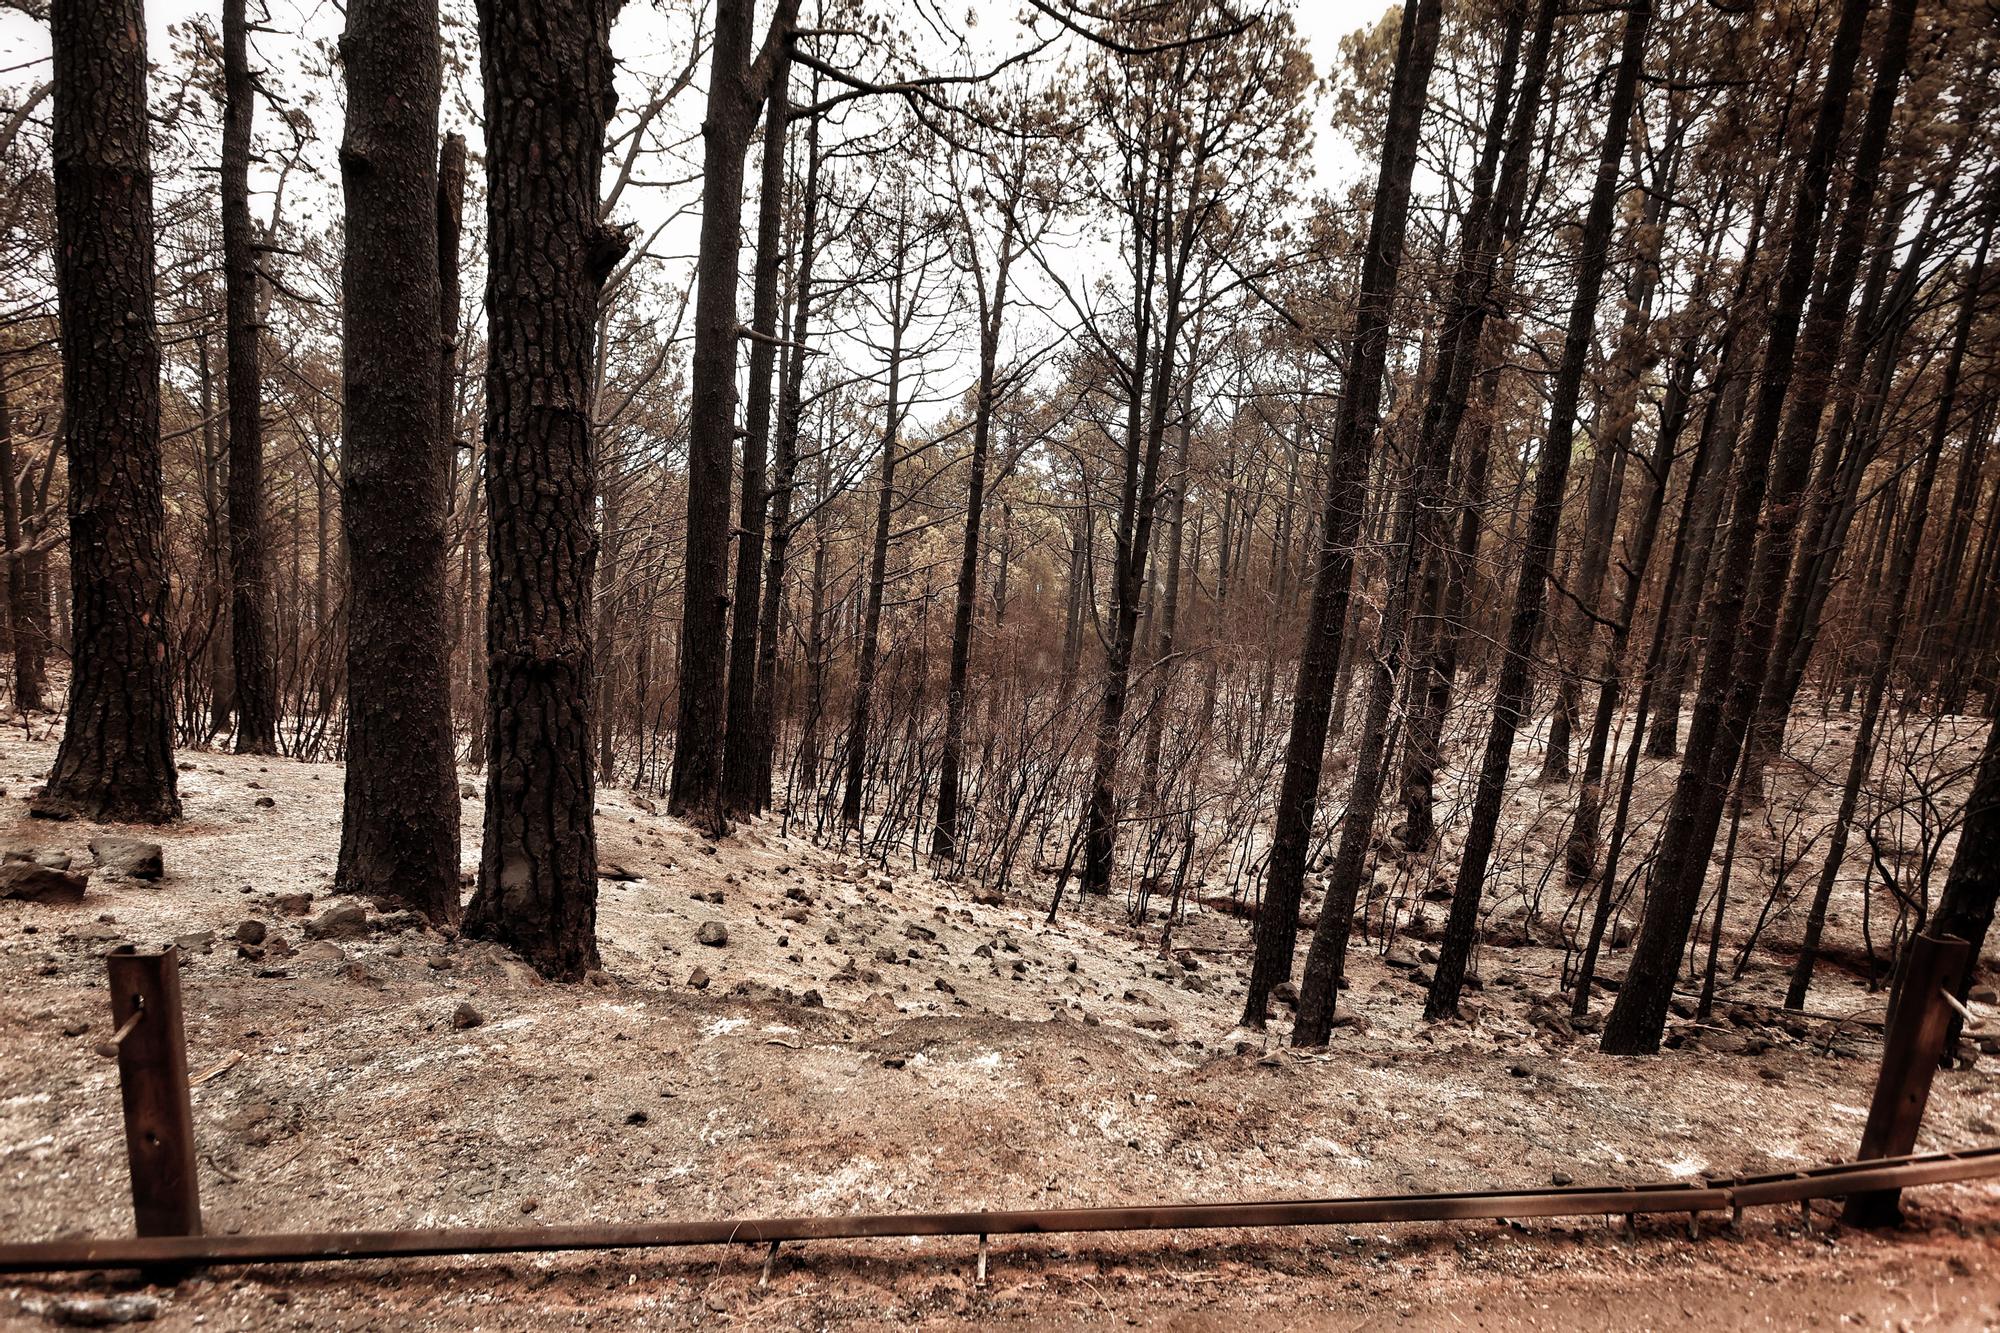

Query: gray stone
[89,836,163,880]
[32,1293,163,1326]
[696,920,729,947]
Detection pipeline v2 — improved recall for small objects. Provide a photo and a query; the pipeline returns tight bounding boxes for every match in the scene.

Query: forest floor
[3,715,1999,1330]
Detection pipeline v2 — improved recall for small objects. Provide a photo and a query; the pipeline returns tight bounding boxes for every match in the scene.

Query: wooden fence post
[1844,932,1971,1227]
[106,945,202,1239]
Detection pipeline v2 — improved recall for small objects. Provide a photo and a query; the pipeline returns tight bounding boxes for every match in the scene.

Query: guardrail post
[1843,932,1970,1228]
[106,945,203,1240]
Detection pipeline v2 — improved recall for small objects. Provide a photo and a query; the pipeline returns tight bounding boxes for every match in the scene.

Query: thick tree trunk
[334,0,458,920]
[461,0,627,979]
[1601,0,1873,1055]
[35,0,180,824]
[1242,0,1444,1024]
[1426,0,1652,1020]
[222,0,279,755]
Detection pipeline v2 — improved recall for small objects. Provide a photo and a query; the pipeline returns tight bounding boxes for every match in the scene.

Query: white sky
[1,0,1387,197]
[2,1,1391,419]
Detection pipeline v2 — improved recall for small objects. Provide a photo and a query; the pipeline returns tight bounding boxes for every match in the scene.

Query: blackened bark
[335,0,457,920]
[722,44,790,816]
[672,0,797,831]
[752,109,823,810]
[1786,192,1988,1010]
[1742,0,1919,786]
[36,0,180,824]
[461,0,627,978]
[841,210,911,830]
[1291,0,1532,1046]
[437,132,467,455]
[1539,126,1677,785]
[1081,180,1191,895]
[1425,0,1652,1020]
[1601,0,1872,1055]
[933,178,1020,860]
[1931,713,2000,1032]
[0,359,38,711]
[222,0,278,755]
[1241,0,1443,1025]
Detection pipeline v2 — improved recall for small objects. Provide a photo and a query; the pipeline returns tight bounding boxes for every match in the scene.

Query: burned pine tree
[1426,0,1653,1020]
[334,0,459,921]
[1243,0,1442,1024]
[221,0,279,756]
[1601,0,1874,1056]
[461,0,629,980]
[34,0,180,824]
[671,0,799,832]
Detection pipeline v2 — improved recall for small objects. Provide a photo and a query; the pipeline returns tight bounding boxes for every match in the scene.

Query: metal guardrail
[1,1146,1996,1275]
[0,935,1990,1279]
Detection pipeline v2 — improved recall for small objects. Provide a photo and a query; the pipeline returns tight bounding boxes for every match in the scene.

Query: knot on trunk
[586,223,636,289]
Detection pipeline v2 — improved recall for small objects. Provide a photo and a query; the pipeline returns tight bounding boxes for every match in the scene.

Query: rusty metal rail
[3,1145,1995,1275]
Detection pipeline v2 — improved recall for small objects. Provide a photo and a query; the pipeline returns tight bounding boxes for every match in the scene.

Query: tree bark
[222,0,279,755]
[1241,0,1444,1024]
[1,352,42,712]
[752,107,823,811]
[461,0,627,978]
[722,42,790,816]
[35,0,180,824]
[1426,0,1652,1020]
[1601,0,1873,1055]
[334,0,458,919]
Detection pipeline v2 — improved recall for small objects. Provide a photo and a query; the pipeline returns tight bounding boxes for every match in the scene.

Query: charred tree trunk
[35,0,180,824]
[222,0,278,755]
[752,107,823,811]
[461,0,627,978]
[840,209,912,832]
[0,354,41,712]
[1930,711,2000,1037]
[722,43,789,816]
[1292,0,1535,1045]
[1786,189,1988,1010]
[671,0,796,831]
[933,194,1019,860]
[1426,0,1652,1020]
[1601,0,1873,1055]
[334,0,457,919]
[1741,0,1919,789]
[1242,0,1444,1024]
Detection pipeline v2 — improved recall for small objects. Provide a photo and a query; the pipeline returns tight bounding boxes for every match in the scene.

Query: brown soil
[3,727,1997,1329]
